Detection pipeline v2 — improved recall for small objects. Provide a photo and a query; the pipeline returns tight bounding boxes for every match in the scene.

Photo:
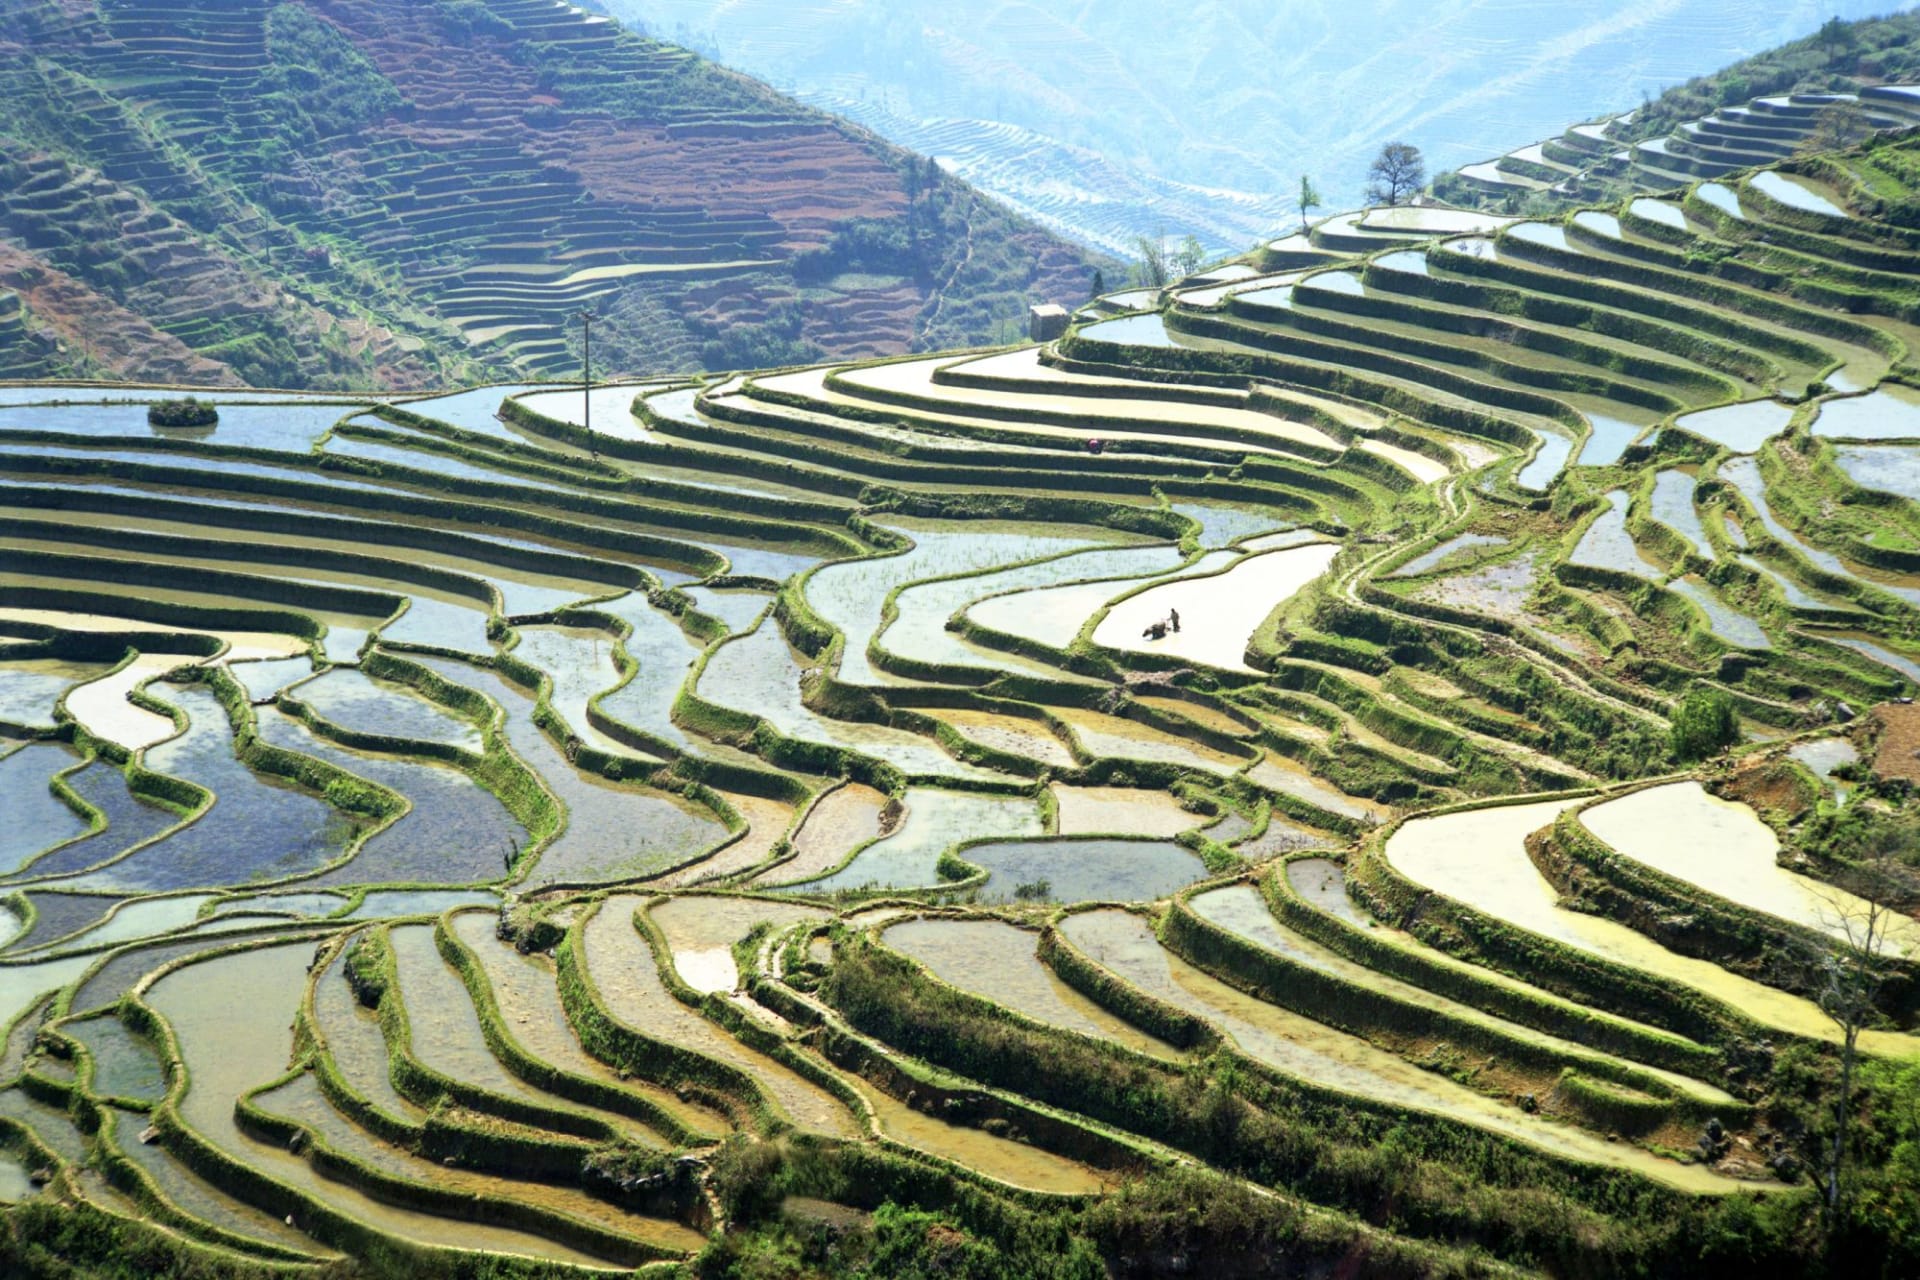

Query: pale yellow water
[654,792,797,888]
[1361,438,1450,484]
[932,708,1078,769]
[648,896,827,994]
[1050,705,1244,775]
[444,911,725,1138]
[67,654,190,751]
[753,784,887,886]
[579,897,859,1137]
[883,916,1176,1059]
[803,357,1341,455]
[1093,544,1338,673]
[1384,800,1920,1057]
[1190,885,1733,1103]
[1580,783,1920,955]
[1050,784,1205,838]
[1247,754,1390,824]
[1058,910,1752,1193]
[1132,696,1254,737]
[147,942,637,1266]
[0,609,306,663]
[1283,858,1723,1061]
[848,1075,1111,1195]
[386,925,657,1143]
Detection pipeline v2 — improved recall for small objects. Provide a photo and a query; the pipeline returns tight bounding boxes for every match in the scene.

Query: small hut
[1028,303,1069,343]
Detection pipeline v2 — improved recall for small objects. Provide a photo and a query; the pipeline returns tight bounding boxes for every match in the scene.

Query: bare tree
[1812,861,1904,1222]
[1296,174,1322,232]
[1366,142,1426,206]
[1801,100,1874,157]
[1173,235,1208,279]
[1131,232,1170,289]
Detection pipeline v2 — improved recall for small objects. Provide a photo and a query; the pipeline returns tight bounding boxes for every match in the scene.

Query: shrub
[343,932,388,1009]
[145,398,217,429]
[1670,688,1739,762]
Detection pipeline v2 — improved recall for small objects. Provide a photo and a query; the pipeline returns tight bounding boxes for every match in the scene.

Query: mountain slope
[0,0,1106,389]
[603,0,1912,254]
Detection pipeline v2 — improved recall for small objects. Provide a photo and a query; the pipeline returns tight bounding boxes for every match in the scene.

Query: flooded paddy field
[801,788,1041,893]
[881,917,1175,1057]
[0,657,111,730]
[0,744,91,875]
[947,837,1208,904]
[1092,543,1339,673]
[1581,783,1920,952]
[7,206,1918,1269]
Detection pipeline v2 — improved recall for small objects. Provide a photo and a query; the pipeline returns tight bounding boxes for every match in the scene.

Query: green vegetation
[145,399,219,429]
[1671,688,1740,762]
[1631,12,1920,143]
[1435,11,1920,217]
[15,16,1920,1280]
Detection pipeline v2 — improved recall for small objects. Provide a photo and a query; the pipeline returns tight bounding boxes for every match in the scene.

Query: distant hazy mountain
[602,0,1915,255]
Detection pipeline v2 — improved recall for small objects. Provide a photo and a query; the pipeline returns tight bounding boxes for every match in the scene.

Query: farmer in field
[1086,437,1103,454]
[1169,607,1181,633]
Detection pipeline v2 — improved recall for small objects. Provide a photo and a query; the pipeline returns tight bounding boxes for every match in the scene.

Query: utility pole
[577,309,596,459]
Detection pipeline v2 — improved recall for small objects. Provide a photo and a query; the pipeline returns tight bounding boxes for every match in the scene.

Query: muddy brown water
[147,940,642,1266]
[580,897,858,1139]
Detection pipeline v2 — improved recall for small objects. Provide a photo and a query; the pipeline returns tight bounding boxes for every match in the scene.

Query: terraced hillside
[12,137,1920,1274]
[1437,10,1920,214]
[0,0,1105,390]
[1440,85,1920,212]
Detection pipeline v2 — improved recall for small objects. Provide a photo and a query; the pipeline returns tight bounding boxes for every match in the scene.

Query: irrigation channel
[9,140,1920,1271]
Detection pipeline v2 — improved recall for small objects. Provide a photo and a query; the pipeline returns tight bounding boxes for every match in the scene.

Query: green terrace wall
[1258,856,1723,1081]
[1427,239,1837,371]
[1327,269,1741,400]
[358,648,565,862]
[0,513,503,613]
[555,902,769,1128]
[503,392,870,502]
[1172,305,1594,434]
[818,364,1347,465]
[352,412,856,529]
[0,545,400,626]
[1346,801,1773,1054]
[0,481,647,594]
[819,926,1720,1275]
[1040,906,1223,1053]
[1162,883,1726,1124]
[1361,255,1781,388]
[1216,290,1693,415]
[678,387,1309,509]
[1061,321,1536,452]
[435,909,725,1151]
[0,445,730,577]
[1479,232,1904,365]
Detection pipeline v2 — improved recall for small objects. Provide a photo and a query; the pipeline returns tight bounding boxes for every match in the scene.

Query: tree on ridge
[1367,142,1425,206]
[1296,174,1322,231]
[1810,859,1902,1225]
[1132,232,1170,288]
[1173,235,1207,279]
[1801,100,1873,156]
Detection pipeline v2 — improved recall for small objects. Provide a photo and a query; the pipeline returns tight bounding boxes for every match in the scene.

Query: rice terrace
[8,3,1920,1278]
